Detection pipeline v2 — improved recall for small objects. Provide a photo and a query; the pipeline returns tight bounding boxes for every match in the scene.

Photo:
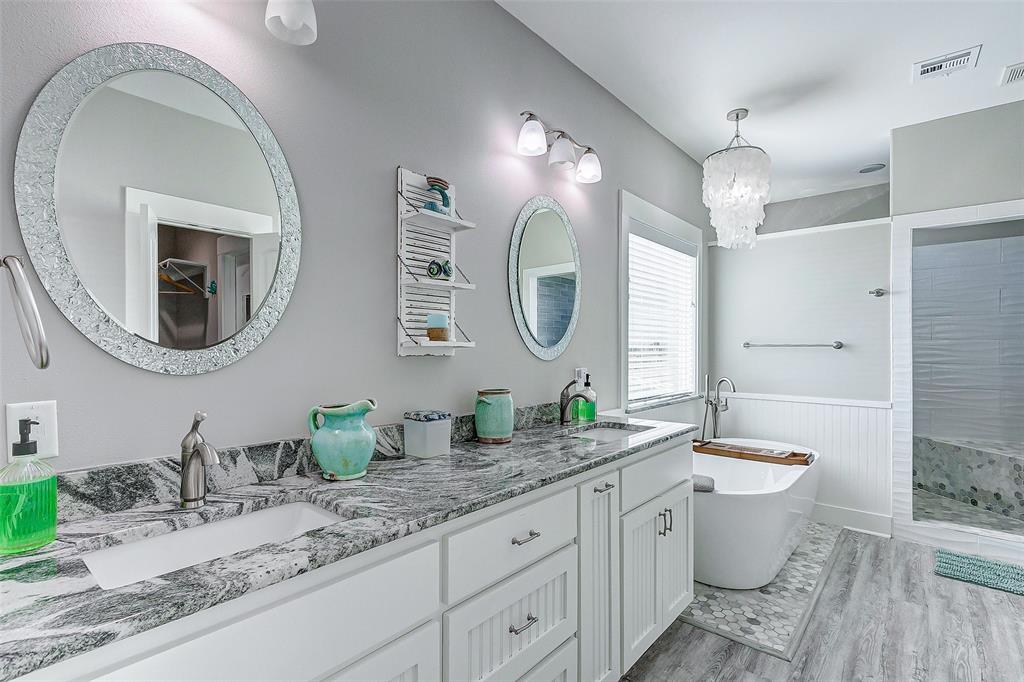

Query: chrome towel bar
[2,255,49,369]
[743,341,844,350]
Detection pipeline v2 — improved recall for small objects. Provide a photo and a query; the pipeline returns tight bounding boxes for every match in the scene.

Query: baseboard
[813,502,892,537]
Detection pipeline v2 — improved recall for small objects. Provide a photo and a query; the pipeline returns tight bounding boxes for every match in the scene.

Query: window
[626,219,699,411]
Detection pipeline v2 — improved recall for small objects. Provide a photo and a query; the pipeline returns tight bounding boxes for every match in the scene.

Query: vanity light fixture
[548,133,576,170]
[516,111,602,184]
[265,0,317,46]
[702,108,771,249]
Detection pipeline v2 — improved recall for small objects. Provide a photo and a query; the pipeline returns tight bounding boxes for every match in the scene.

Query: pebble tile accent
[681,521,842,660]
[913,435,1024,524]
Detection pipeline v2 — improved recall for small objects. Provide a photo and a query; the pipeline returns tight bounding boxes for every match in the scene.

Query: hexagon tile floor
[680,521,842,660]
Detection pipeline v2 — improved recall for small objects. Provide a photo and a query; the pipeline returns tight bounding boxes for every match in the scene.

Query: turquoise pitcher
[308,400,377,481]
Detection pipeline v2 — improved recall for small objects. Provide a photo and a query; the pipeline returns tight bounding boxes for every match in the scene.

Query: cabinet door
[518,637,578,682]
[326,621,440,682]
[619,494,666,671]
[578,473,621,682]
[658,482,694,625]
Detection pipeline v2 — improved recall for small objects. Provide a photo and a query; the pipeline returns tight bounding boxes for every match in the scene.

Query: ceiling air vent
[913,45,981,83]
[1001,61,1024,86]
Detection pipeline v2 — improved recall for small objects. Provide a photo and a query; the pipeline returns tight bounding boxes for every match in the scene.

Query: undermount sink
[82,502,343,590]
[569,426,648,442]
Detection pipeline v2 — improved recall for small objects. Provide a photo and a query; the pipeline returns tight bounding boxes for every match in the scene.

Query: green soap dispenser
[579,374,597,422]
[0,419,57,555]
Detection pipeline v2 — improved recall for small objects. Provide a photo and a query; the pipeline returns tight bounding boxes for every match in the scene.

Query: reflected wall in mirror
[14,44,300,374]
[508,195,581,360]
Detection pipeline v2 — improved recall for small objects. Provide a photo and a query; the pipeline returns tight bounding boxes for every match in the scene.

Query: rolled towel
[693,474,715,492]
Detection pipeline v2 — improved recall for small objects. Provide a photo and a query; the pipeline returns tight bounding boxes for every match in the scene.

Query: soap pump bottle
[0,419,57,555]
[579,374,597,422]
[570,367,587,420]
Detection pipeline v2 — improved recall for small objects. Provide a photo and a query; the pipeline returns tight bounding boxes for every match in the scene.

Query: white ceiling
[499,1,1024,201]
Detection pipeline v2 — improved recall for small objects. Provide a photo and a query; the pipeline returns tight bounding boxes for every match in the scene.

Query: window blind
[627,226,698,410]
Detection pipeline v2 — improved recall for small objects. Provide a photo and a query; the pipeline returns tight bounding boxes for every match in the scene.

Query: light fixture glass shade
[576,148,602,183]
[516,116,547,156]
[548,134,576,169]
[266,0,317,46]
[702,146,771,249]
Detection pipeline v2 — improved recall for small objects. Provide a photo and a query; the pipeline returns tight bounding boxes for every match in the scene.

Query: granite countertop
[0,418,696,680]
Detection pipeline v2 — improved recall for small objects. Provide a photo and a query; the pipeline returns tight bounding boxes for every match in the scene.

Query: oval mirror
[508,195,581,360]
[14,43,300,374]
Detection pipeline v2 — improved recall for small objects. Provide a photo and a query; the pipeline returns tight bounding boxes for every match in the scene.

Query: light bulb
[266,0,317,46]
[548,134,576,170]
[576,148,602,183]
[516,115,547,156]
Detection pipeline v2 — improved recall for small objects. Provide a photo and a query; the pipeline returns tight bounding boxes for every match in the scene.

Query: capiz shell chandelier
[702,108,771,249]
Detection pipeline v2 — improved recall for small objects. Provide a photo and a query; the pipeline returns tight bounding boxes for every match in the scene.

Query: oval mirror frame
[13,43,300,375]
[508,195,582,361]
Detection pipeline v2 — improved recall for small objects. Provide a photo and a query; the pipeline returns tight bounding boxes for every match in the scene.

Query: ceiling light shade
[701,108,771,249]
[266,0,317,46]
[576,148,602,183]
[517,114,547,156]
[548,133,576,170]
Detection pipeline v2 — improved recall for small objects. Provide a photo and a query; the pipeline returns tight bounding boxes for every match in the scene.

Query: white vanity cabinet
[620,481,694,671]
[22,437,695,682]
[327,621,441,682]
[577,472,621,682]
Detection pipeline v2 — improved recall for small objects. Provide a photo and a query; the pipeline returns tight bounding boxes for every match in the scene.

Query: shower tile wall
[912,231,1024,523]
[535,275,575,347]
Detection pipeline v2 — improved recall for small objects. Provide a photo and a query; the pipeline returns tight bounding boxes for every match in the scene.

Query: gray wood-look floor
[624,530,1024,682]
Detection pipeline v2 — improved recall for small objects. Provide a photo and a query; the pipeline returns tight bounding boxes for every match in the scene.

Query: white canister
[403,410,452,458]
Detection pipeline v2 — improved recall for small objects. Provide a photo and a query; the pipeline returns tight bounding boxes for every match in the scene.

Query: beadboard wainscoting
[716,392,893,536]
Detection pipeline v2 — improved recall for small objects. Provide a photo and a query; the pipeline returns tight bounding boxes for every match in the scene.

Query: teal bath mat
[934,549,1024,596]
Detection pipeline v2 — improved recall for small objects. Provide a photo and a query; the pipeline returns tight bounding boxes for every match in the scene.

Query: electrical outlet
[6,401,59,463]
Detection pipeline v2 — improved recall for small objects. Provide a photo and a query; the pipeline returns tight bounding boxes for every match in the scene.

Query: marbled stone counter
[0,417,696,680]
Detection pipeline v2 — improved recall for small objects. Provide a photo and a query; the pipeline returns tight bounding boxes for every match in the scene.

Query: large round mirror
[14,44,300,374]
[508,195,581,360]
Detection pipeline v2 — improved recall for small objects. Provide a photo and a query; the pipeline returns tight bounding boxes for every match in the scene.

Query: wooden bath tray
[693,440,812,466]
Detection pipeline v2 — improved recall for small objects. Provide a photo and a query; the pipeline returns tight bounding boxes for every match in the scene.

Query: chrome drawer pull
[657,512,668,536]
[511,530,541,546]
[593,482,616,494]
[665,508,674,532]
[509,613,539,635]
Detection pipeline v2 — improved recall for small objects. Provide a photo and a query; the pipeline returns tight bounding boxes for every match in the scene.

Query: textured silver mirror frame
[508,195,581,361]
[13,43,300,375]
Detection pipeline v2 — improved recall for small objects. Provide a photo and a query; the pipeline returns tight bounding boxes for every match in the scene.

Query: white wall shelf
[397,166,475,357]
[403,208,476,233]
[401,277,476,291]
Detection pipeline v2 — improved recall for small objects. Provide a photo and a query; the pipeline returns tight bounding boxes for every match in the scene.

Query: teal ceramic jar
[475,389,514,444]
[308,399,377,480]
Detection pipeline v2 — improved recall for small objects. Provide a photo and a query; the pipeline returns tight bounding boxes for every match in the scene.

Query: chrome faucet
[179,411,220,509]
[559,379,593,425]
[701,375,737,440]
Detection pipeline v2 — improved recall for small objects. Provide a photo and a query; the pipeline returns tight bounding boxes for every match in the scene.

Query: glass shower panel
[911,220,1024,535]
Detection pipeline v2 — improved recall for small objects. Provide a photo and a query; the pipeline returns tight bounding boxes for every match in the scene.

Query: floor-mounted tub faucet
[179,411,220,509]
[701,375,736,441]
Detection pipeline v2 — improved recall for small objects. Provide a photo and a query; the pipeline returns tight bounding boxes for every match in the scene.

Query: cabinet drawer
[620,442,692,513]
[444,545,578,681]
[326,621,440,682]
[96,543,440,681]
[518,636,578,682]
[445,488,576,603]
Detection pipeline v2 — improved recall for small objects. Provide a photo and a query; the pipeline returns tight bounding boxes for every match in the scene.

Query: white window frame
[618,190,704,413]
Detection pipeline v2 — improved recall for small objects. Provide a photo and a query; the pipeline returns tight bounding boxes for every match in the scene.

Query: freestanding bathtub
[693,438,821,590]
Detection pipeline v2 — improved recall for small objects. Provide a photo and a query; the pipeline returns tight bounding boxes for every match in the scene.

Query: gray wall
[759,183,889,235]
[710,222,892,401]
[0,0,708,470]
[892,101,1024,216]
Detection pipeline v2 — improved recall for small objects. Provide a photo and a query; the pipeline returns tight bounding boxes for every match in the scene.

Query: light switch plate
[6,400,59,463]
